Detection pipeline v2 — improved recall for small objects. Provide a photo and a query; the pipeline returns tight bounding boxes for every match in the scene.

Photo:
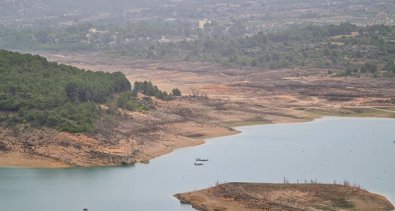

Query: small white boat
[196,158,209,162]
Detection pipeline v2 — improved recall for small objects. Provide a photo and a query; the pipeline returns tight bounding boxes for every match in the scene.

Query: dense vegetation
[135,23,395,77]
[0,21,196,52]
[0,50,132,132]
[0,50,183,133]
[2,22,394,77]
[116,81,183,112]
[132,81,174,100]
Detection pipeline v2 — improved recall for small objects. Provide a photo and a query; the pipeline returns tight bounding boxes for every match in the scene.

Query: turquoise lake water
[0,117,394,211]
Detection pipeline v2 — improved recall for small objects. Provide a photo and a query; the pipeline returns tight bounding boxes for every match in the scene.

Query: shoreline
[1,112,394,169]
[0,115,293,169]
[2,51,394,169]
[0,152,70,169]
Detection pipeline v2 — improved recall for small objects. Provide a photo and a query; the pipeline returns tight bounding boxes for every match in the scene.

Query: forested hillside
[128,23,395,77]
[0,50,132,133]
[2,23,394,77]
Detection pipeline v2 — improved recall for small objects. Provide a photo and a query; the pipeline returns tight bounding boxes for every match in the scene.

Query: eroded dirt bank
[174,183,395,211]
[1,52,394,168]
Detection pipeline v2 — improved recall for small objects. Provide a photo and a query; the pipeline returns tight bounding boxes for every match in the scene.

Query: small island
[174,182,395,211]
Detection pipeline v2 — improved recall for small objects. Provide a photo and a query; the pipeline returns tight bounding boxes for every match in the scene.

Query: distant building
[88,28,107,34]
[89,28,98,33]
[198,19,211,29]
[159,36,170,44]
[350,32,359,38]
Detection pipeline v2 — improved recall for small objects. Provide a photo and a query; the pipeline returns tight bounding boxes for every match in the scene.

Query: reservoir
[0,117,394,211]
